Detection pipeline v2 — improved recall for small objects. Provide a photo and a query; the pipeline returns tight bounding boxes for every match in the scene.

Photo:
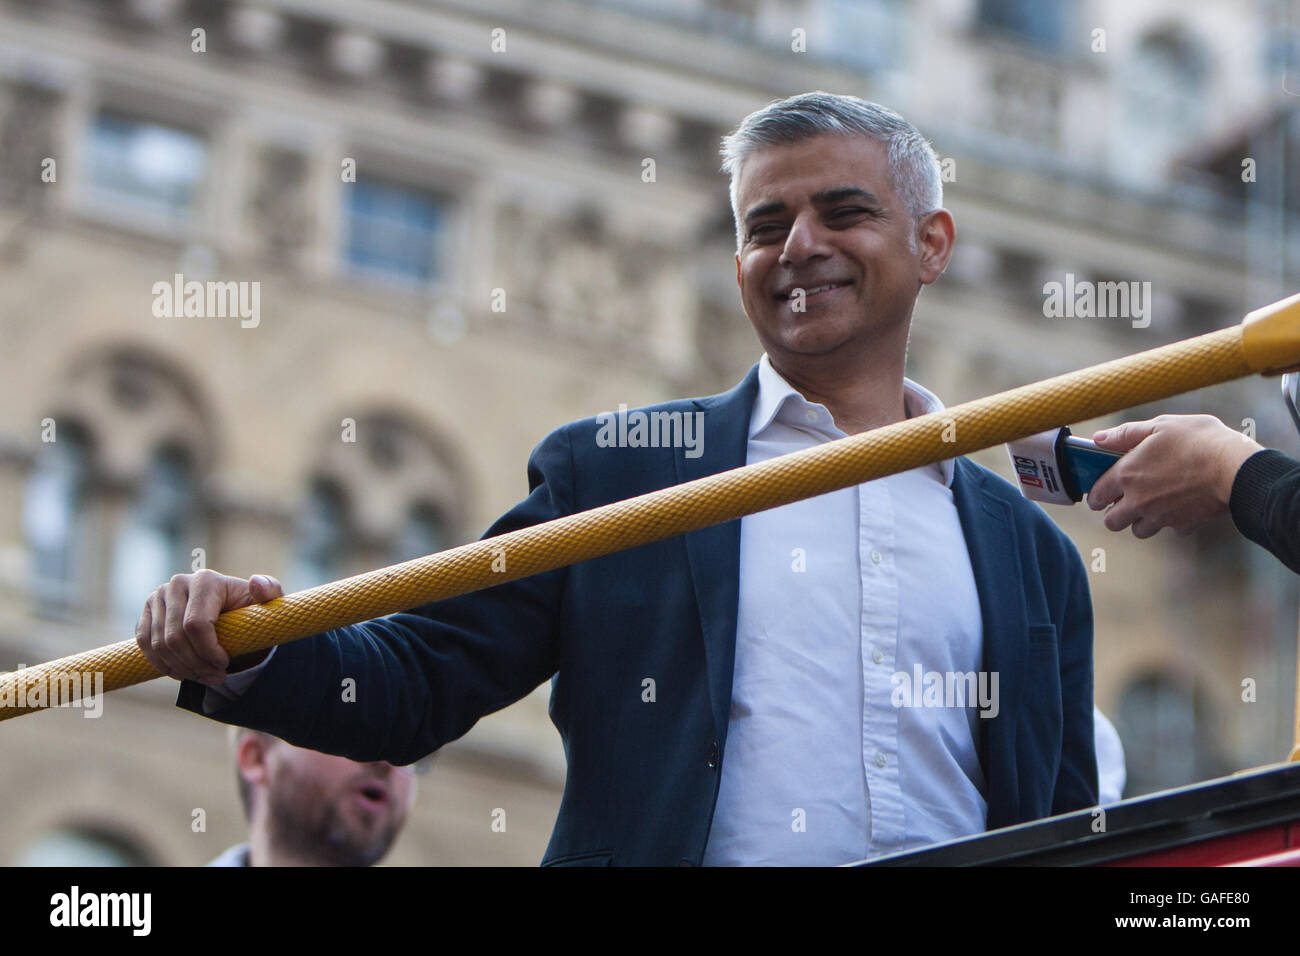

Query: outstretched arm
[161,426,576,765]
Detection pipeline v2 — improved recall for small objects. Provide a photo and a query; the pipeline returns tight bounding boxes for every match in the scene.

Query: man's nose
[779,212,832,267]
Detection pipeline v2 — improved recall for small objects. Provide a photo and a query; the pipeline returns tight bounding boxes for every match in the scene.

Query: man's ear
[917,209,955,286]
[735,251,742,290]
[236,733,272,793]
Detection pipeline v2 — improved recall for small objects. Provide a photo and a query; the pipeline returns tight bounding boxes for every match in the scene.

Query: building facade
[0,0,1295,864]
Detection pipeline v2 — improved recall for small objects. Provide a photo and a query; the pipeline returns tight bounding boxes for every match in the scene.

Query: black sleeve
[1228,449,1300,575]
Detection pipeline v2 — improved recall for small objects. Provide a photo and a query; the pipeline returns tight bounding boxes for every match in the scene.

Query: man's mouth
[775,280,853,302]
[355,782,390,810]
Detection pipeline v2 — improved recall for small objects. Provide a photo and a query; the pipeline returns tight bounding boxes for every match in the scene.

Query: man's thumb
[1093,420,1155,452]
[248,574,284,601]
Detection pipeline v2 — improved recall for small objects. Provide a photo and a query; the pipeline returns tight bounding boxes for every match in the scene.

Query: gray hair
[720,91,942,250]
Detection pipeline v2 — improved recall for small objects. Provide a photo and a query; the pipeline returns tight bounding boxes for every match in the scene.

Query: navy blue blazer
[179,365,1097,865]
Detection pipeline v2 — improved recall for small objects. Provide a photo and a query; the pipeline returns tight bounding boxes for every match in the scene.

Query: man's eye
[750,223,783,238]
[831,207,872,219]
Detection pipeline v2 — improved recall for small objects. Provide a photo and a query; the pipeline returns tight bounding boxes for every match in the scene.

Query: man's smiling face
[734,132,939,369]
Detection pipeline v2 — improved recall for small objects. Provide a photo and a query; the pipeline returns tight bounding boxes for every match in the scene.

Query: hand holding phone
[1006,427,1121,506]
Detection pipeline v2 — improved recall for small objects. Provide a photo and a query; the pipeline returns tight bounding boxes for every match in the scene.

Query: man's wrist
[1219,438,1265,504]
[227,649,270,673]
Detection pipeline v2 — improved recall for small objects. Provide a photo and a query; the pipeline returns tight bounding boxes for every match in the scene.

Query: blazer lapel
[951,458,1030,829]
[674,365,759,741]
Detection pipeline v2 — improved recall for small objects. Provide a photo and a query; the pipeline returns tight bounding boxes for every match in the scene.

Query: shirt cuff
[200,646,277,716]
[1229,449,1298,544]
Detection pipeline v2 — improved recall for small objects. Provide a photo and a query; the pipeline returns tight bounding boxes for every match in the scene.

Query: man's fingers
[163,575,215,681]
[1087,478,1119,511]
[136,596,165,676]
[1132,516,1162,540]
[181,607,229,677]
[148,591,181,678]
[1093,419,1158,453]
[162,575,223,684]
[184,571,232,674]
[1102,497,1138,532]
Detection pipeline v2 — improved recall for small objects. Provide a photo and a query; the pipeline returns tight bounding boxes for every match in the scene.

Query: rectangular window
[815,0,905,70]
[84,111,208,224]
[343,176,446,287]
[977,0,1065,52]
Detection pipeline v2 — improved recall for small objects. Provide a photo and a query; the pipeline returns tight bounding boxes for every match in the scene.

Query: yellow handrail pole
[3,294,1300,722]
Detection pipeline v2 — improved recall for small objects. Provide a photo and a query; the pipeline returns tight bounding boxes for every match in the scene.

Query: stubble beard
[268,790,399,867]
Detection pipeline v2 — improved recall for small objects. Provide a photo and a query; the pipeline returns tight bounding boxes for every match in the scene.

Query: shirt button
[870,550,882,565]
[875,753,888,768]
[872,648,884,664]
[677,859,694,867]
[707,742,719,769]
[805,409,818,422]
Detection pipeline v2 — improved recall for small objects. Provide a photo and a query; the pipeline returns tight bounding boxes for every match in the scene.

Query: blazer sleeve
[1051,545,1099,814]
[175,425,576,766]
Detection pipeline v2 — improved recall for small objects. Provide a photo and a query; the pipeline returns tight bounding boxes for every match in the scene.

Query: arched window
[391,500,449,563]
[293,412,465,585]
[1116,672,1224,796]
[30,348,213,626]
[288,479,351,590]
[23,425,92,609]
[111,446,199,629]
[14,825,153,866]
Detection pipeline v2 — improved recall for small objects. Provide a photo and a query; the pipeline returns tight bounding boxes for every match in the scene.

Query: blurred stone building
[0,0,1295,864]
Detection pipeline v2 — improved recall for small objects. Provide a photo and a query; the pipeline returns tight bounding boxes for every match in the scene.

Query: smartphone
[1061,435,1122,497]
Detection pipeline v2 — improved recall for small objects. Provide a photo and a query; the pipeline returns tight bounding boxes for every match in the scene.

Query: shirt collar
[749,353,955,487]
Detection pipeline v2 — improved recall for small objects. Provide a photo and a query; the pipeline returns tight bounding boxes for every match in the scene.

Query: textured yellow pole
[4,295,1300,722]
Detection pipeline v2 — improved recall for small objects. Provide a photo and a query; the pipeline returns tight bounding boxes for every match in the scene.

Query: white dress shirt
[1094,706,1126,804]
[700,354,987,866]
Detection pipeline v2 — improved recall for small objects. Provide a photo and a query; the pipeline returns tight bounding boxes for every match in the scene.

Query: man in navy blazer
[141,92,1096,865]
